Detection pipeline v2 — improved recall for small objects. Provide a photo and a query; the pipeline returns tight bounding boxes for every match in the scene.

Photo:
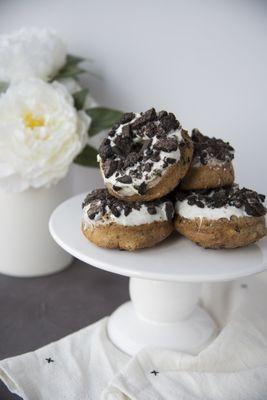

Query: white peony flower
[84,92,98,109]
[58,77,82,95]
[0,28,67,82]
[0,78,91,192]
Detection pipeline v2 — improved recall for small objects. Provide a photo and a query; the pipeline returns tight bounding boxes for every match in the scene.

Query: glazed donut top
[82,189,174,227]
[98,108,187,196]
[175,185,266,220]
[191,129,234,167]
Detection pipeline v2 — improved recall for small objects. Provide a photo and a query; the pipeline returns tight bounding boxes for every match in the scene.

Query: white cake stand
[49,193,267,356]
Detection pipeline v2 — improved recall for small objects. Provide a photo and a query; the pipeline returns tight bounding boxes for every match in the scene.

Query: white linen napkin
[1,272,267,400]
[0,318,129,400]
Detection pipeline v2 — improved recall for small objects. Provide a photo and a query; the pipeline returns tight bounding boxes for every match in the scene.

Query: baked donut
[97,108,193,202]
[175,185,266,249]
[180,129,235,190]
[82,189,174,251]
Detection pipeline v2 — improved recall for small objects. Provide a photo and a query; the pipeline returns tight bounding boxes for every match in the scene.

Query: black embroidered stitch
[46,358,54,363]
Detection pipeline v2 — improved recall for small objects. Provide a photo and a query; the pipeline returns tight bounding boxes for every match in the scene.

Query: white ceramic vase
[0,175,73,277]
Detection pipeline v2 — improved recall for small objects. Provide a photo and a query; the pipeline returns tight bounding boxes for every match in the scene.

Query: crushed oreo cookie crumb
[166,157,176,164]
[103,159,118,178]
[147,205,157,215]
[136,182,147,195]
[160,113,180,132]
[124,152,140,168]
[191,129,234,165]
[117,175,132,184]
[158,110,168,119]
[112,185,121,192]
[154,137,178,153]
[99,142,114,161]
[144,162,153,172]
[150,151,161,163]
[165,201,174,220]
[120,112,135,124]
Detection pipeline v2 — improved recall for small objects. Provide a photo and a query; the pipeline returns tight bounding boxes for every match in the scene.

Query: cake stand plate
[49,193,267,355]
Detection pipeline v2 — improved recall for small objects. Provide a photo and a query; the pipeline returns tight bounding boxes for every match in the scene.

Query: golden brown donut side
[180,162,234,190]
[82,220,173,251]
[105,131,193,202]
[174,215,266,249]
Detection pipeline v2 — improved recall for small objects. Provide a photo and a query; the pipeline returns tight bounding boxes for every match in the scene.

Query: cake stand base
[108,278,217,355]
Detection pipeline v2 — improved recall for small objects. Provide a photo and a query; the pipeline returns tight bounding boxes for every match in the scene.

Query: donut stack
[82,108,266,250]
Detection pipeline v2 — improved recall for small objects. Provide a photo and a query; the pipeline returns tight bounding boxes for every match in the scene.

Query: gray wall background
[0,0,266,192]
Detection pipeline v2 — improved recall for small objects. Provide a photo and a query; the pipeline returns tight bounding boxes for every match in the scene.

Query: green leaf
[53,64,86,80]
[86,107,123,136]
[66,54,93,65]
[0,81,8,93]
[74,144,99,167]
[51,53,96,82]
[51,53,88,81]
[73,89,89,110]
[66,54,85,65]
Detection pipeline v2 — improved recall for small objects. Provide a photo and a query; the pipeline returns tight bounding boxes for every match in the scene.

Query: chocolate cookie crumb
[120,112,135,124]
[147,205,157,215]
[137,182,147,195]
[103,159,118,178]
[112,185,121,192]
[144,162,153,172]
[155,138,178,152]
[191,129,234,165]
[117,175,133,184]
[165,202,174,220]
[99,143,114,161]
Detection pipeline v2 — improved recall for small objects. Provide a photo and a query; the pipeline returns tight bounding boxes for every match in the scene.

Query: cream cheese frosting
[83,201,171,227]
[176,199,249,220]
[82,188,174,228]
[175,185,266,221]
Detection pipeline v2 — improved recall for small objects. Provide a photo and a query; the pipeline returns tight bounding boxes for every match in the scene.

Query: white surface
[1,273,267,399]
[0,175,72,277]
[49,193,267,283]
[0,0,266,192]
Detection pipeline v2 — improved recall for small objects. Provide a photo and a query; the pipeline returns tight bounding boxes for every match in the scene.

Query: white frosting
[176,199,249,220]
[98,112,183,197]
[192,157,231,168]
[83,202,170,227]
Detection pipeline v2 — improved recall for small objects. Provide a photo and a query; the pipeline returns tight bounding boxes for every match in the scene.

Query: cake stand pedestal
[108,279,215,355]
[49,193,267,356]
